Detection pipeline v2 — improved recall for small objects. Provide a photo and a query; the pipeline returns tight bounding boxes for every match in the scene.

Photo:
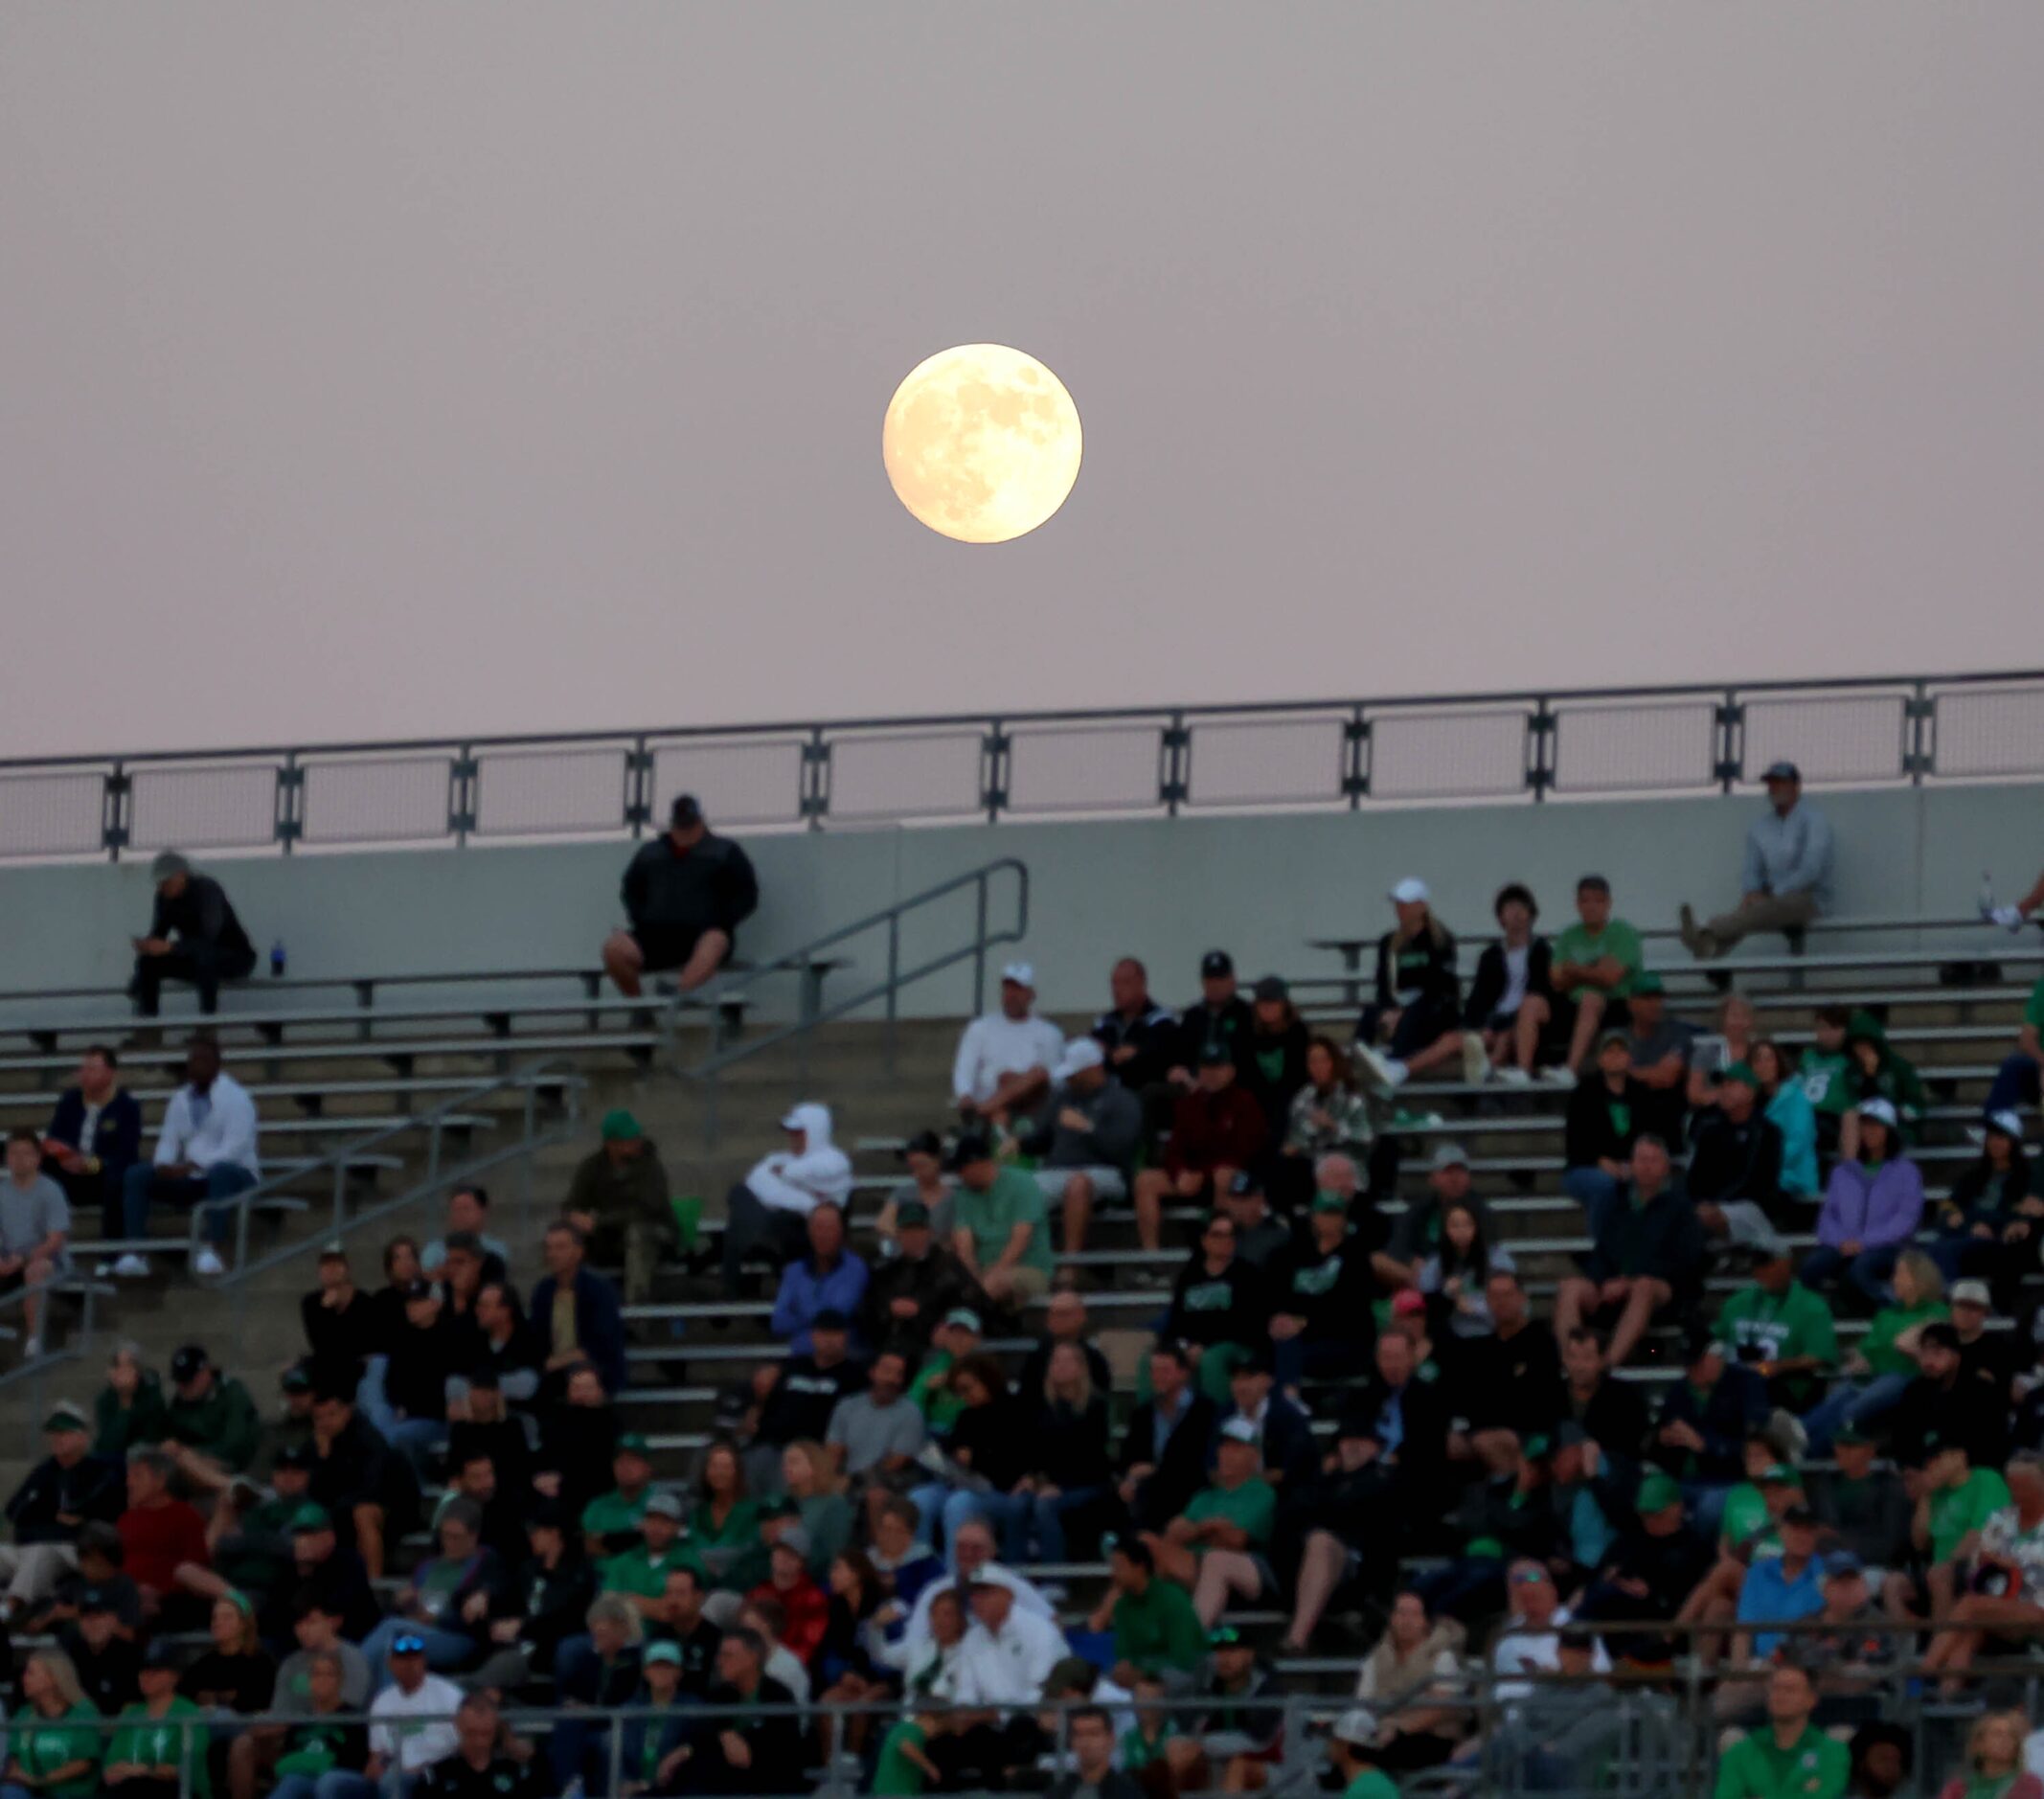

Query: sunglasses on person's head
[1510,1570,1549,1585]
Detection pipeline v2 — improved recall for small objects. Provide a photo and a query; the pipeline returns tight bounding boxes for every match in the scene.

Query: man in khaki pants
[1680,761,1834,959]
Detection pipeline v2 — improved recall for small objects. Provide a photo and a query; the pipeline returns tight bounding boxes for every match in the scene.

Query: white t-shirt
[1490,1605,1611,1705]
[952,1013,1066,1104]
[1498,945,1532,1016]
[369,1674,463,1772]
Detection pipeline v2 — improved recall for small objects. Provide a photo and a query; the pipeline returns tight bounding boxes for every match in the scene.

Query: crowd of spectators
[8,786,2044,1798]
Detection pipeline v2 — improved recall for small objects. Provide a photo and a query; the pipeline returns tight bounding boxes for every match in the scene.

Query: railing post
[1714,692,1745,792]
[1525,697,1556,800]
[624,738,653,836]
[1905,682,1936,784]
[1158,712,1190,815]
[331,1160,348,1237]
[102,763,131,861]
[885,909,900,1075]
[801,728,831,831]
[275,753,305,852]
[980,720,1011,822]
[1342,710,1371,808]
[606,1707,625,1799]
[449,746,479,846]
[972,873,990,1016]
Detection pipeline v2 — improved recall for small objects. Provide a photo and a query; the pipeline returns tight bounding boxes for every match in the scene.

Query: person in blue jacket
[41,1046,144,1250]
[770,1204,871,1357]
[530,1220,627,1398]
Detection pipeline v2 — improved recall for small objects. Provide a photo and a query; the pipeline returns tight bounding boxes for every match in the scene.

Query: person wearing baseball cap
[950,960,1065,1130]
[0,1400,123,1622]
[1677,758,1833,961]
[1840,1013,1930,1150]
[1804,1096,1925,1307]
[602,792,757,999]
[944,1133,1057,1309]
[1328,1707,1396,1799]
[1684,1061,1793,1261]
[1144,1418,1277,1628]
[1377,1144,1491,1289]
[1351,879,1465,1093]
[1169,951,1251,1088]
[561,1108,675,1308]
[1021,1033,1144,1259]
[1241,973,1308,1135]
[129,849,257,1019]
[162,1343,263,1494]
[864,1174,977,1355]
[1936,1115,2032,1295]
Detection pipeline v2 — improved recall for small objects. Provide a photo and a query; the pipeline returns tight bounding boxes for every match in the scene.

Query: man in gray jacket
[1679,761,1835,959]
[1025,1039,1143,1257]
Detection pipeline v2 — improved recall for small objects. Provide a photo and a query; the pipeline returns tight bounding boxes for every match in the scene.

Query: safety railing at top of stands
[670,857,1029,1145]
[2,668,2042,863]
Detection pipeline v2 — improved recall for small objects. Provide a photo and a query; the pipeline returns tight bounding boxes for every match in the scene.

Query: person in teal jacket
[1750,1040,1819,1198]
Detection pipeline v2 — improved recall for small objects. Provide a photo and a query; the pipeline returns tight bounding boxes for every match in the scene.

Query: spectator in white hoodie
[117,1036,260,1280]
[722,1103,853,1290]
[952,963,1066,1132]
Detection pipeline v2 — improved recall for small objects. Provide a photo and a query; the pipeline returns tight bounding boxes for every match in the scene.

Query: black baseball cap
[401,1276,436,1302]
[1197,1041,1234,1066]
[1252,975,1288,1003]
[813,1308,851,1333]
[1201,950,1234,978]
[946,1133,993,1170]
[899,1129,943,1162]
[670,793,704,826]
[281,1363,314,1395]
[897,1200,932,1229]
[170,1344,209,1383]
[273,1443,314,1471]
[1761,761,1801,784]
[141,1638,182,1672]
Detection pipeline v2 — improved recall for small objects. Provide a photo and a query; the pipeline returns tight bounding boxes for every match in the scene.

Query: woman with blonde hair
[781,1438,852,1580]
[1799,1247,1946,1454]
[1935,1710,2041,1799]
[1020,1338,1112,1561]
[3,1648,101,1799]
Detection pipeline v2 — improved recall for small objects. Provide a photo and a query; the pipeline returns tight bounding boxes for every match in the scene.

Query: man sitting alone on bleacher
[723,1102,852,1294]
[562,1109,675,1308]
[602,792,758,999]
[128,850,258,1019]
[118,1036,259,1281]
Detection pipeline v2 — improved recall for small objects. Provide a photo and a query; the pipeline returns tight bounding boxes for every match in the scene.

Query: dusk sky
[3,4,2039,759]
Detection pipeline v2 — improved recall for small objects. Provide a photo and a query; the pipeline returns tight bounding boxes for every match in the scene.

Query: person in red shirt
[1130,1046,1268,1258]
[117,1447,224,1623]
[745,1529,828,1668]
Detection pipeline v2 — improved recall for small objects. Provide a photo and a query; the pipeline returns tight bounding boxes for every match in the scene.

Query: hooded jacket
[744,1104,853,1216]
[1816,1151,1925,1251]
[1844,1013,1928,1138]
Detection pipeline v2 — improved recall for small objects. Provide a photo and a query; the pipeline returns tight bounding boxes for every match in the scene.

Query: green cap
[1633,971,1665,996]
[1721,1061,1760,1090]
[288,1503,333,1534]
[1636,1472,1683,1514]
[602,1109,645,1143]
[616,1433,651,1457]
[1521,1434,1553,1461]
[1207,1626,1242,1648]
[43,1401,90,1433]
[1310,1190,1349,1215]
[1760,1463,1803,1487]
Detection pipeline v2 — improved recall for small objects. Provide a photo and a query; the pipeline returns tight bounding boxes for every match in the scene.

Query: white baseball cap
[1000,961,1035,988]
[1332,1708,1379,1747]
[1855,1096,1898,1128]
[1389,877,1430,905]
[1056,1038,1103,1082]
[1986,1109,2026,1140]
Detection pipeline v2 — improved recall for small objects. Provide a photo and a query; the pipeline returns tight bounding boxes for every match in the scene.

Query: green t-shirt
[1930,1469,2012,1564]
[107,1697,211,1799]
[1551,918,1645,999]
[1720,1484,1775,1553]
[1123,1721,1182,1773]
[602,1541,705,1599]
[686,1496,762,1590]
[1184,1477,1276,1549]
[1715,1283,1838,1408]
[582,1486,652,1543]
[1797,1048,1853,1118]
[1861,1300,1948,1378]
[1714,1724,1849,1799]
[9,1700,103,1799]
[1343,1772,1402,1799]
[636,1697,686,1786]
[2027,975,2044,1033]
[909,1349,964,1431]
[954,1167,1055,1278]
[874,1721,929,1797]
[1111,1576,1208,1673]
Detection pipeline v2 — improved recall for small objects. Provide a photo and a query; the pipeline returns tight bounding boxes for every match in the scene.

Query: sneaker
[111,1253,150,1279]
[94,1259,114,1278]
[1770,1408,1810,1462]
[23,1336,43,1360]
[1493,1066,1533,1088]
[1460,1035,1489,1085]
[1677,902,1701,952]
[1540,1066,1578,1090]
[193,1247,226,1278]
[1350,1041,1402,1092]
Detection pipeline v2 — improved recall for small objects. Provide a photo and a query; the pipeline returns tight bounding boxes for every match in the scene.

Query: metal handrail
[5,667,2040,859]
[672,857,1029,1144]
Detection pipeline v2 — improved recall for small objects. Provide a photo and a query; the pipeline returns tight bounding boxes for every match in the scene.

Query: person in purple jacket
[1799,1098,1925,1305]
[770,1204,871,1356]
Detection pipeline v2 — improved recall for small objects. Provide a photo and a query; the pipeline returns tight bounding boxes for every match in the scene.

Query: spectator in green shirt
[1901,1436,2010,1625]
[1799,1249,1945,1456]
[945,1138,1055,1309]
[872,1707,944,1796]
[1329,1706,1400,1799]
[1983,970,2044,1120]
[1715,1248,1838,1414]
[1146,1421,1276,1630]
[1550,876,1647,1079]
[1084,1537,1206,1689]
[579,1434,656,1558]
[92,1346,170,1465]
[1120,1674,1183,1774]
[907,1309,983,1435]
[103,1641,210,1797]
[687,1441,762,1593]
[1794,1006,1855,1160]
[601,1493,704,1621]
[160,1344,262,1496]
[1713,1663,1848,1799]
[5,1649,102,1799]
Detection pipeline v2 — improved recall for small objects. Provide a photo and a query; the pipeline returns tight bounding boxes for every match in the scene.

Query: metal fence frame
[4,671,2041,862]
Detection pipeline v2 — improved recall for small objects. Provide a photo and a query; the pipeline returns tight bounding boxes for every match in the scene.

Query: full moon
[882,344,1083,543]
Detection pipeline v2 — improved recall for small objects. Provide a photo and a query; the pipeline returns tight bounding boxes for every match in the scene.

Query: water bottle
[270,938,287,978]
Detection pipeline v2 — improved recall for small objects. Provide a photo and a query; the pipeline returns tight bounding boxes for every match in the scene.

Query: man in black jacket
[1555,1137,1706,1368]
[1574,1468,1715,1665]
[862,1201,980,1355]
[1686,1068,1788,1251]
[1561,1032,1652,1238]
[1170,951,1255,1086]
[42,1045,144,1249]
[129,851,257,1017]
[674,1628,803,1796]
[602,793,759,998]
[1092,957,1180,1109]
[1118,1342,1219,1531]
[416,1694,545,1798]
[0,1401,124,1621]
